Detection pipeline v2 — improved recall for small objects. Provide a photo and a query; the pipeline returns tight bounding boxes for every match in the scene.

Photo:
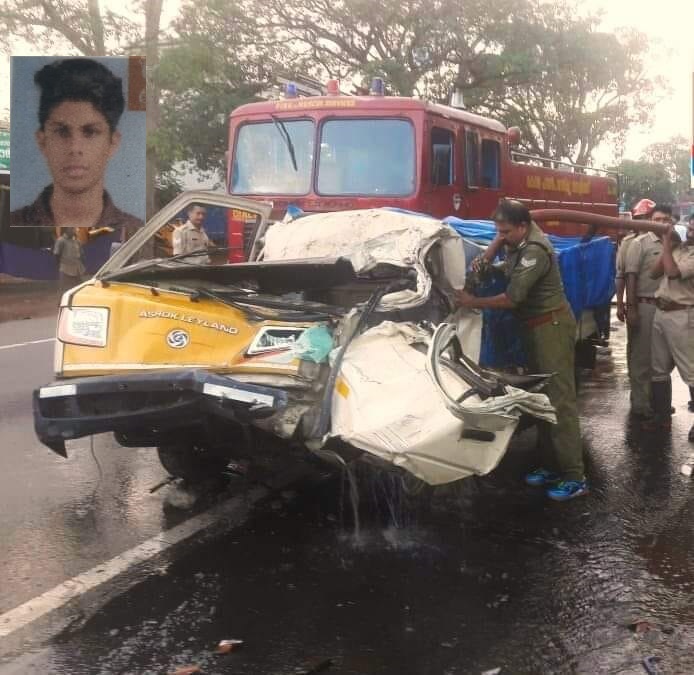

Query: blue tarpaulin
[444,217,616,320]
[444,217,616,368]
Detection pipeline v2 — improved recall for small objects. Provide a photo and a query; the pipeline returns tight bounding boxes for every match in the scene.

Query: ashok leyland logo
[166,329,189,349]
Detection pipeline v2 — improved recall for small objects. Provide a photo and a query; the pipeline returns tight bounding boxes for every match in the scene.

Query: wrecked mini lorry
[33,191,555,486]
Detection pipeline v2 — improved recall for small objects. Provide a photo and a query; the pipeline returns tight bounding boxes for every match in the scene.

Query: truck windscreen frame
[230,119,315,196]
[316,118,416,196]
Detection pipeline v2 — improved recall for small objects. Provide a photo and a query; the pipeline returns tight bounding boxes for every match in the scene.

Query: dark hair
[187,203,207,212]
[651,203,673,217]
[492,198,531,226]
[35,58,125,132]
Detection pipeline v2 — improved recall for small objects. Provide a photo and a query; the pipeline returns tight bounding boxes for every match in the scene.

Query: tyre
[157,442,230,482]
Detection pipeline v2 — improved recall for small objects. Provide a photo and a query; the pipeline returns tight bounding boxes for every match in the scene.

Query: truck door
[462,129,503,220]
[425,122,460,219]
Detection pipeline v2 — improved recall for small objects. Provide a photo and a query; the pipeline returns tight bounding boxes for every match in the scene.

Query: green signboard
[0,130,9,170]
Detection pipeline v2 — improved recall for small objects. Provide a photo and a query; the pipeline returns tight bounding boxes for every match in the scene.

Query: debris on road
[642,655,661,674]
[168,666,202,675]
[216,638,244,654]
[628,619,655,634]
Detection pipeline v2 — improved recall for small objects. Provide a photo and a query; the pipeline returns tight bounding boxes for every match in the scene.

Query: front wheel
[157,443,229,482]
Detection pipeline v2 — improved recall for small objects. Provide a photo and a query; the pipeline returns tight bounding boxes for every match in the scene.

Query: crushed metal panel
[262,209,467,311]
[328,322,519,485]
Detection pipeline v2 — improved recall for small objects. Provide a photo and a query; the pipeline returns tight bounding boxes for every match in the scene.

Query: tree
[0,0,140,55]
[150,0,272,189]
[642,136,692,200]
[252,0,659,165]
[473,4,659,165]
[612,159,675,209]
[253,0,534,99]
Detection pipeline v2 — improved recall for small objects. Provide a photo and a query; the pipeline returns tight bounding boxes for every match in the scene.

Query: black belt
[656,298,692,312]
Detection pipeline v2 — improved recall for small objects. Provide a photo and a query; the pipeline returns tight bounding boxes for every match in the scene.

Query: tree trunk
[145,0,163,219]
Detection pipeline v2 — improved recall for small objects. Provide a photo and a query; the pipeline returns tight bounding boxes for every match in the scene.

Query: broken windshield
[230,120,314,195]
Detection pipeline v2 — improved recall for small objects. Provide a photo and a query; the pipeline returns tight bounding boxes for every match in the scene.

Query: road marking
[0,338,54,351]
[0,486,268,640]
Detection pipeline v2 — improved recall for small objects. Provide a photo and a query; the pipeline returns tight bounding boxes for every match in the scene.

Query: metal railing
[510,151,619,179]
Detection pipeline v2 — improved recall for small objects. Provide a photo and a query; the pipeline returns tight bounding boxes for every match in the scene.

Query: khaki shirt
[173,221,211,264]
[503,221,567,320]
[623,231,663,297]
[615,232,637,281]
[53,235,85,277]
[655,242,694,305]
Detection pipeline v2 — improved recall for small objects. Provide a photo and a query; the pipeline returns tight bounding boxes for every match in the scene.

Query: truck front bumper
[33,369,289,457]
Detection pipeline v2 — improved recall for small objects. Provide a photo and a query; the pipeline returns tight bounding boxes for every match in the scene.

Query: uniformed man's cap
[632,198,655,218]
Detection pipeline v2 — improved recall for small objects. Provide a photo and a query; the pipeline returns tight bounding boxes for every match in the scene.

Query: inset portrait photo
[9,56,146,231]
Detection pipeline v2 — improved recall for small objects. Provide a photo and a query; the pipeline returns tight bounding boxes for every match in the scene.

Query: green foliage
[0,0,666,190]
[151,0,267,186]
[612,159,675,209]
[641,136,692,200]
[252,0,659,165]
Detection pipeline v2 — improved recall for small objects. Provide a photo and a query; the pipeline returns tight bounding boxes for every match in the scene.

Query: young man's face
[36,101,120,196]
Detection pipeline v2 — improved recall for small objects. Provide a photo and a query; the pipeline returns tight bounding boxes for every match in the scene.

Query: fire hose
[529,209,669,236]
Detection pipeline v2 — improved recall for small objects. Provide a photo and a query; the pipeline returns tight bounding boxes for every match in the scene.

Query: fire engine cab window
[431,127,454,186]
[317,119,415,195]
[481,139,501,188]
[230,120,314,195]
[465,131,479,188]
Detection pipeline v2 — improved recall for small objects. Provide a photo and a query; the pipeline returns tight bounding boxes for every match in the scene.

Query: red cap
[632,198,655,217]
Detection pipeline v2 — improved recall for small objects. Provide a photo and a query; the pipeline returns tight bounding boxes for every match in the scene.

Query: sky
[0,0,692,169]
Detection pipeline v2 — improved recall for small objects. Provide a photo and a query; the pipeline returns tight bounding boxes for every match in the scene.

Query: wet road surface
[2,319,694,674]
[0,318,215,616]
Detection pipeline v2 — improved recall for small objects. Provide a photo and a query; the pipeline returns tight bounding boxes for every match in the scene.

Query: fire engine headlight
[58,306,109,347]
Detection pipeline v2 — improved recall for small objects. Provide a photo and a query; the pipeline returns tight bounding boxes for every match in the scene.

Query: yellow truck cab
[34,191,555,487]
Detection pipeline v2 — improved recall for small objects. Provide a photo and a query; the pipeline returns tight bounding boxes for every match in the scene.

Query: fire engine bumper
[33,369,289,457]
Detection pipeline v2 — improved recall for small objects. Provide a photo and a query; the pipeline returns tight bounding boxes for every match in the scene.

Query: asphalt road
[0,317,235,633]
[1,317,693,674]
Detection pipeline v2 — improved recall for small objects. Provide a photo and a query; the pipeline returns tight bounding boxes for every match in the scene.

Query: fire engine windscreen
[317,119,415,195]
[231,120,315,194]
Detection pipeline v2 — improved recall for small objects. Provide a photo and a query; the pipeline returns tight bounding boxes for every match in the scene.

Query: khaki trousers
[523,307,585,481]
[652,307,694,386]
[626,301,656,416]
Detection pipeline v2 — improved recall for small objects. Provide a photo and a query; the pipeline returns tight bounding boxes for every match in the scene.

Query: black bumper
[33,369,288,457]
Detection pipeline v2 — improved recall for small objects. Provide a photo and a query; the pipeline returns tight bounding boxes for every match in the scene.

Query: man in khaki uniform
[623,206,672,419]
[616,199,655,322]
[615,229,638,322]
[53,227,85,294]
[173,203,211,264]
[457,199,587,501]
[647,218,694,441]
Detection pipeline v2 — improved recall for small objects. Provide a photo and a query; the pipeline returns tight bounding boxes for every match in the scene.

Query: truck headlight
[58,307,109,347]
[246,326,305,355]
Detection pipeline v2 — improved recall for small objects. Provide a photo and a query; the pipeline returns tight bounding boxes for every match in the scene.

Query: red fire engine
[224,79,619,260]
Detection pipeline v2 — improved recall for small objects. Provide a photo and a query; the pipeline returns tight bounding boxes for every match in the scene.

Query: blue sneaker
[546,480,589,501]
[525,468,561,486]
